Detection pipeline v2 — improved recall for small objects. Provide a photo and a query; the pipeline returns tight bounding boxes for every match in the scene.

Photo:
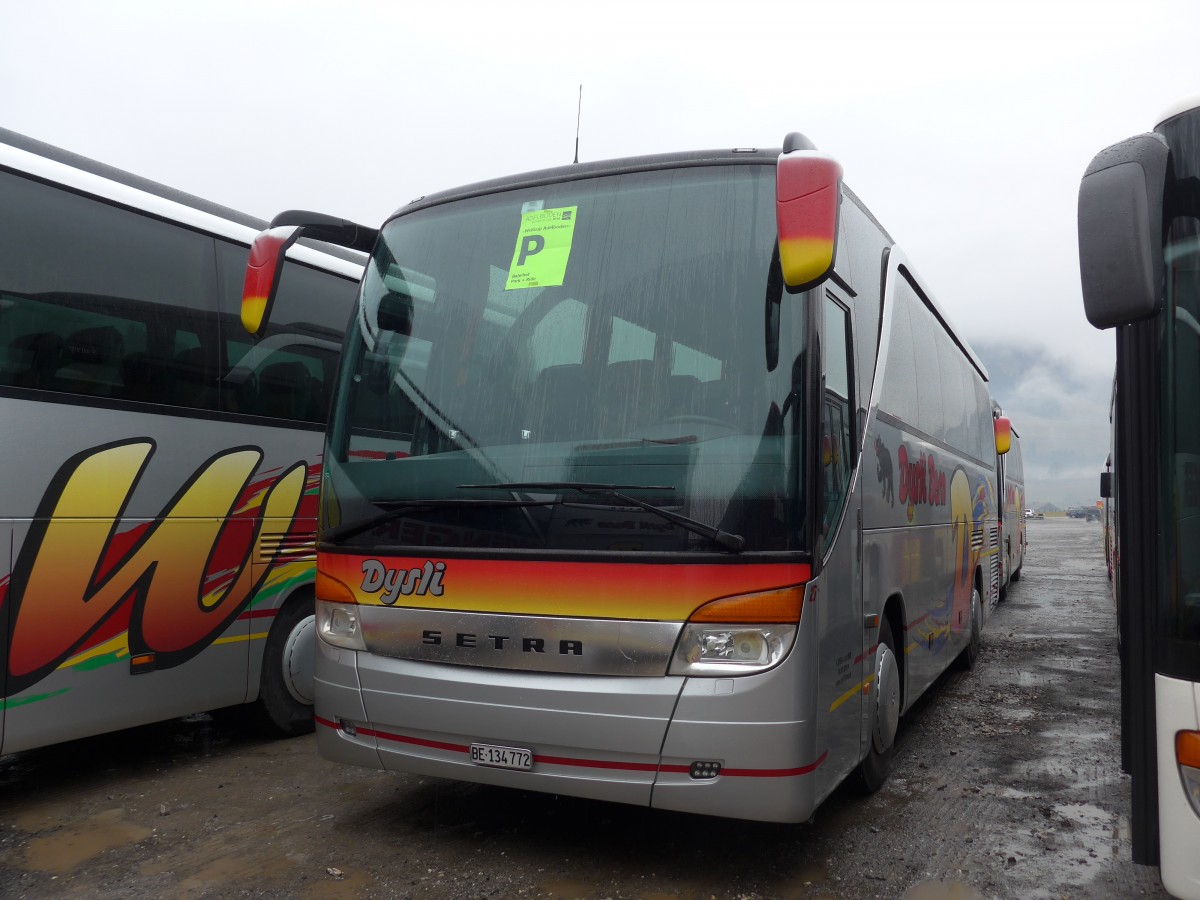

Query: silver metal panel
[359,606,682,676]
[315,643,683,804]
[656,625,822,821]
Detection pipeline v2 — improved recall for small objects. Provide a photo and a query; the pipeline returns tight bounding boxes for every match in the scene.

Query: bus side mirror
[994,416,1012,456]
[1100,471,1112,498]
[1078,133,1169,329]
[241,210,378,336]
[242,226,302,336]
[776,135,842,293]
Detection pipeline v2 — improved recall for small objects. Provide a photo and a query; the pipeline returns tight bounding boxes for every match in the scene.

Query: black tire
[252,593,316,737]
[1010,565,1022,583]
[956,582,982,672]
[853,617,901,794]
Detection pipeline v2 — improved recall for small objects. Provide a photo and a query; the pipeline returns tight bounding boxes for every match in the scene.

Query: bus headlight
[669,624,795,676]
[316,599,367,650]
[668,585,804,676]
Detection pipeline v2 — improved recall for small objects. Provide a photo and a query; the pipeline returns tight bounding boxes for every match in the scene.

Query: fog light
[689,760,723,779]
[316,599,367,650]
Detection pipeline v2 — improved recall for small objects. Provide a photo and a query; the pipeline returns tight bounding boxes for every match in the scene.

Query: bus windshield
[323,164,807,554]
[1163,108,1200,652]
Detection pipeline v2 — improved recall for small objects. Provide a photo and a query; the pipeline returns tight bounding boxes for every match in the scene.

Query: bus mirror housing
[241,210,378,337]
[1100,471,1112,499]
[994,416,1012,456]
[1077,133,1169,329]
[776,134,842,293]
[242,225,302,336]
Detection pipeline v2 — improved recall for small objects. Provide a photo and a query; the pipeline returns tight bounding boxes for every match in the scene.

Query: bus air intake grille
[258,531,317,563]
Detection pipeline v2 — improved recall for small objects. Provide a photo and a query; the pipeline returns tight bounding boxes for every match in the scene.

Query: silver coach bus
[0,129,363,753]
[993,401,1026,598]
[245,135,1008,822]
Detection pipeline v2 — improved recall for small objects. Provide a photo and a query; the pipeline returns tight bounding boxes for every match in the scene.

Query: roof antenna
[573,84,583,164]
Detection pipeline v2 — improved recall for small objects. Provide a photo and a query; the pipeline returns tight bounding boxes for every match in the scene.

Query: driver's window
[822,294,854,544]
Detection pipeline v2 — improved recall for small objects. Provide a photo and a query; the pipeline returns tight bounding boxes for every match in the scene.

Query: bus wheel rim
[873,643,900,752]
[282,614,317,705]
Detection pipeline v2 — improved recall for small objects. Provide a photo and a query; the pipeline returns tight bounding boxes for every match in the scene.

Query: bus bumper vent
[689,760,723,779]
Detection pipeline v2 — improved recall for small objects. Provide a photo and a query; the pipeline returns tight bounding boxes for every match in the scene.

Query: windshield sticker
[505,206,577,290]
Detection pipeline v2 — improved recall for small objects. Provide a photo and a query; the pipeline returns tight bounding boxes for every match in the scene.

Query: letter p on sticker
[517,234,545,266]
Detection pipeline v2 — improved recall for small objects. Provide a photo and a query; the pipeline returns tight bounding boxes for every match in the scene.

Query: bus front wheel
[253,593,317,737]
[853,617,900,794]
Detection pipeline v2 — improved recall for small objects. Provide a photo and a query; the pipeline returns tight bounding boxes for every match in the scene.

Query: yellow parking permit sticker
[505,206,578,290]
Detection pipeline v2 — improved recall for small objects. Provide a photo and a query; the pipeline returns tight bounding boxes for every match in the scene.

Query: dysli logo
[359,559,446,605]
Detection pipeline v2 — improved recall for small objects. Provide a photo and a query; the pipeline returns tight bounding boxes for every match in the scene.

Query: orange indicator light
[688,586,806,624]
[316,569,358,604]
[1178,730,1200,768]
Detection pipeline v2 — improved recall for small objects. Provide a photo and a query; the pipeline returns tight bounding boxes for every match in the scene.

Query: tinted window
[822,296,853,544]
[0,170,217,405]
[878,279,917,423]
[908,285,944,437]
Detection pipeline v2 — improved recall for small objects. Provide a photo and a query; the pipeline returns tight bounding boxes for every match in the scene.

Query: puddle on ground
[22,807,152,874]
[987,799,1123,898]
[1055,802,1121,858]
[902,880,985,900]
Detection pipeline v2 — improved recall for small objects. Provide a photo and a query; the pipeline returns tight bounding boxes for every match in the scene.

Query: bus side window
[0,169,217,405]
[823,294,854,543]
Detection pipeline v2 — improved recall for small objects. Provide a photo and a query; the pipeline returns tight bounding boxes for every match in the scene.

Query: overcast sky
[4,0,1197,506]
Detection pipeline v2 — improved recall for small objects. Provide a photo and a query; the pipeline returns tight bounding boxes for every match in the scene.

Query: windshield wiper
[322,498,552,545]
[458,481,746,553]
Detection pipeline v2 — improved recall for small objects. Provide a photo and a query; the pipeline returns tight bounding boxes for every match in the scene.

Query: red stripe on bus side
[904,614,928,631]
[854,644,878,666]
[362,727,470,755]
[238,609,278,621]
[316,719,827,779]
[722,751,828,778]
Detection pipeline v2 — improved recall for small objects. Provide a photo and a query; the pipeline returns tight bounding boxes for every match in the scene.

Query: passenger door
[814,292,865,790]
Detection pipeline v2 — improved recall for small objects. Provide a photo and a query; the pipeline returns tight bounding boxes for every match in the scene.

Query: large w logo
[2,440,305,697]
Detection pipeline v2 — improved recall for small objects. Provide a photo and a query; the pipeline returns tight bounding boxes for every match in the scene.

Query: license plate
[469,742,533,770]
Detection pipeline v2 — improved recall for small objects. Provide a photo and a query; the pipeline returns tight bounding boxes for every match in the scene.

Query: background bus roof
[0,127,365,269]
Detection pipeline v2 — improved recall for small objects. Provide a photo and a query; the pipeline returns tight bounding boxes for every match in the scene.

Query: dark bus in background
[1078,97,1200,899]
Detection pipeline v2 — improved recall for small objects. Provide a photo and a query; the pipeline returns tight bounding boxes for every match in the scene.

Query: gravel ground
[0,517,1171,898]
